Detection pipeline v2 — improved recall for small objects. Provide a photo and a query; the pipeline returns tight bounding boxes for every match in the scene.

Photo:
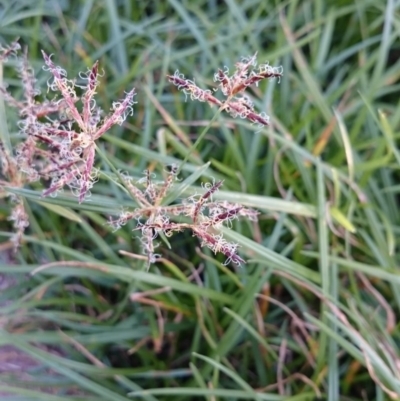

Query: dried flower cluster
[167,53,283,127]
[111,166,258,265]
[0,41,135,247]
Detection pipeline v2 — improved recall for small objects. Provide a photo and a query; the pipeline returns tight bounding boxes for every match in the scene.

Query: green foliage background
[0,0,400,400]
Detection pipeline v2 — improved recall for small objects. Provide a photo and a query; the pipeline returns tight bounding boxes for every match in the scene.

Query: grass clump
[0,1,400,401]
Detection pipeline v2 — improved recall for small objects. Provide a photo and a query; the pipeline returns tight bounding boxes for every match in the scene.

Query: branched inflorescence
[111,167,258,266]
[0,41,135,247]
[1,43,264,264]
[167,53,282,127]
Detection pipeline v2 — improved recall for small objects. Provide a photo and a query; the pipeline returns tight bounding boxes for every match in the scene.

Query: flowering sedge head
[168,54,282,128]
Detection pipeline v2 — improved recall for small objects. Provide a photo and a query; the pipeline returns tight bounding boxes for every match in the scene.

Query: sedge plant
[0,41,281,265]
